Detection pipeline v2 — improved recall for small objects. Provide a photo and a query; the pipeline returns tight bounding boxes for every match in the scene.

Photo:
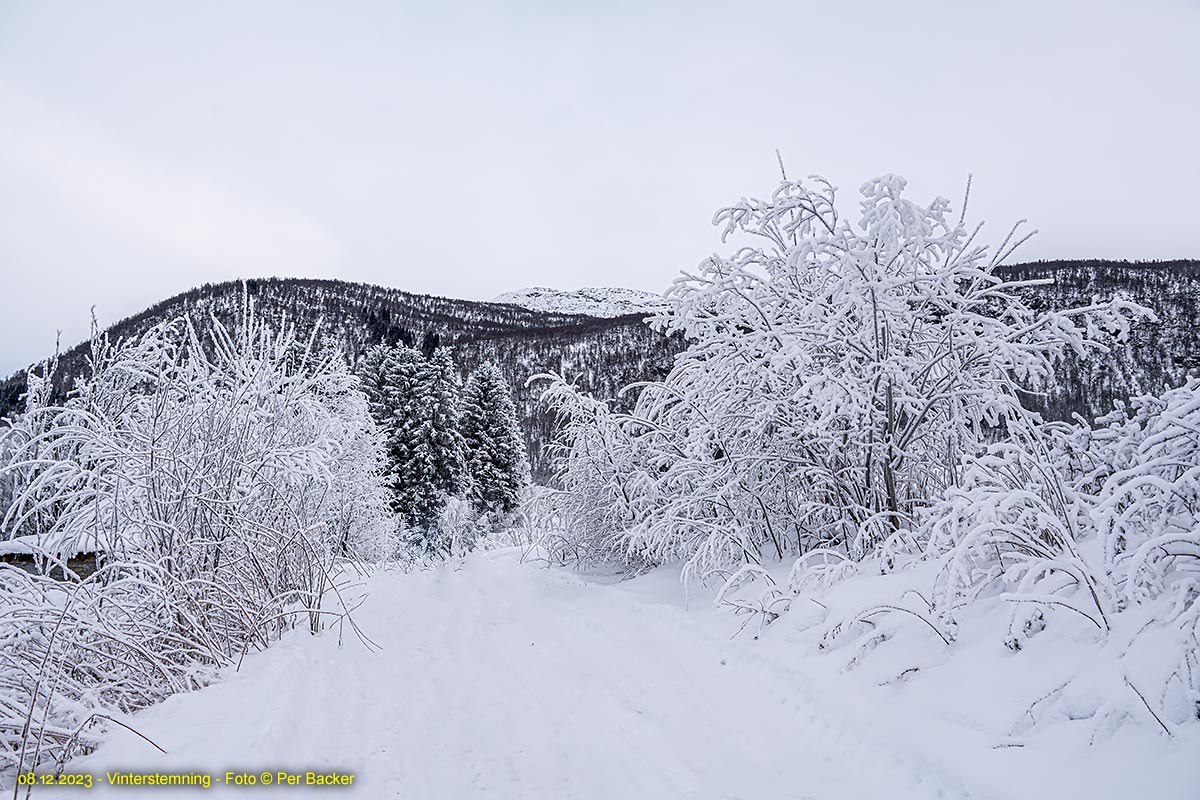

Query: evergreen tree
[358,346,525,552]
[356,343,398,427]
[385,344,426,520]
[398,347,465,530]
[356,342,425,521]
[460,363,529,514]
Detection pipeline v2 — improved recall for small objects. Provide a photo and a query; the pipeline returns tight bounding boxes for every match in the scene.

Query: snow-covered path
[45,551,967,799]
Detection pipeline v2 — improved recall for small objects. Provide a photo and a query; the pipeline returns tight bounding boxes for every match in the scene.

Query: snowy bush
[1094,379,1200,720]
[529,375,655,571]
[538,173,1141,587]
[917,382,1200,720]
[0,297,396,771]
[924,435,1113,643]
[436,496,482,559]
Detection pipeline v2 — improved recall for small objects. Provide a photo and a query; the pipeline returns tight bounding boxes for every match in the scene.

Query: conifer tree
[399,347,465,530]
[356,343,397,427]
[385,343,426,520]
[356,341,427,521]
[460,363,529,514]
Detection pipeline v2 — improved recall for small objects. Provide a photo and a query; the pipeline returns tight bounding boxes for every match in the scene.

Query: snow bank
[705,556,1200,800]
[29,552,1199,799]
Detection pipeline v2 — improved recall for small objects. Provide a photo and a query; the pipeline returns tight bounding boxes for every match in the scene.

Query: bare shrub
[0,295,395,771]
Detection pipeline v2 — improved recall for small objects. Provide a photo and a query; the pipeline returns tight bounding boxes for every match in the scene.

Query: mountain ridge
[2,260,1197,479]
[493,286,671,318]
[0,277,682,480]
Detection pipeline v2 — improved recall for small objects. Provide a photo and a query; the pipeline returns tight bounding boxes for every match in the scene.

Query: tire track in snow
[39,552,976,799]
[510,556,976,799]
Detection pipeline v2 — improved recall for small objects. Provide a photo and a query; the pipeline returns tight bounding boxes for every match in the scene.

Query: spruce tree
[460,363,529,514]
[356,343,398,427]
[400,347,465,530]
[356,342,428,522]
[386,343,426,521]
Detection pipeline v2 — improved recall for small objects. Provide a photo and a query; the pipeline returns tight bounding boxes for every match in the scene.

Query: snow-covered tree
[539,173,1142,586]
[357,342,401,426]
[0,361,55,539]
[358,345,521,554]
[532,375,653,570]
[397,347,466,536]
[460,363,529,515]
[322,364,401,561]
[379,344,425,514]
[356,341,433,523]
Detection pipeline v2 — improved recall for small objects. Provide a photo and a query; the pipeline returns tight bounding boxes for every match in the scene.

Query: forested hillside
[1,262,1196,480]
[0,279,681,480]
[994,260,1200,419]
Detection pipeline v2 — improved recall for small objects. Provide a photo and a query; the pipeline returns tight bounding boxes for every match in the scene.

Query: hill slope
[0,278,680,480]
[2,261,1197,479]
[993,260,1200,418]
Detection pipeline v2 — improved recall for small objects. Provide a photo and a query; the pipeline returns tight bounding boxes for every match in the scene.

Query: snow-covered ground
[36,550,1199,799]
[493,286,670,318]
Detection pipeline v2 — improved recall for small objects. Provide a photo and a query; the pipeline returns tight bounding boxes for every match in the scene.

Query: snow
[33,549,1199,799]
[0,535,52,558]
[493,286,670,318]
[0,533,94,558]
[727,557,1200,800]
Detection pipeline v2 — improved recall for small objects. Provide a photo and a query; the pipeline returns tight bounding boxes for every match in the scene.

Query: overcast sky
[1,0,1197,375]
